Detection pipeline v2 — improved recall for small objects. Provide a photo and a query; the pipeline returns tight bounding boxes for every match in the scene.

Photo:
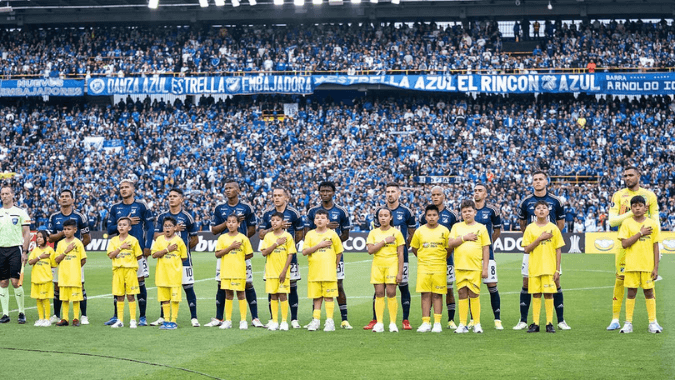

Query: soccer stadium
[0,0,673,378]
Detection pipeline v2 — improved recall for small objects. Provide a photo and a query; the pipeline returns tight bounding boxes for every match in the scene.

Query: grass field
[1,252,672,380]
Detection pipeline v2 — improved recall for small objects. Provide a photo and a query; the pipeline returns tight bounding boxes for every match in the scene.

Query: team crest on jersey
[11,217,18,225]
[331,212,339,220]
[397,215,403,220]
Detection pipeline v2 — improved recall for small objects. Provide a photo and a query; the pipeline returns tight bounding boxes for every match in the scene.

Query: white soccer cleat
[191,318,200,327]
[513,321,529,330]
[454,324,469,334]
[557,320,571,330]
[204,318,222,327]
[150,317,164,326]
[129,320,137,329]
[372,322,385,333]
[607,319,621,331]
[416,322,431,333]
[431,323,443,333]
[473,323,483,333]
[307,319,321,331]
[239,320,248,330]
[648,322,662,334]
[34,319,42,327]
[279,322,289,331]
[219,320,233,330]
[291,320,301,329]
[389,322,399,333]
[653,320,664,332]
[267,321,279,331]
[251,318,264,328]
[620,321,633,334]
[42,319,52,327]
[49,315,60,324]
[80,316,89,325]
[111,320,124,328]
[323,318,336,332]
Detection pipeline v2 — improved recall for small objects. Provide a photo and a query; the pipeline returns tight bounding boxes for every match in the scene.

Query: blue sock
[489,285,501,320]
[289,282,299,321]
[80,286,87,317]
[372,294,377,320]
[113,297,118,318]
[339,303,348,322]
[216,285,225,321]
[138,281,147,318]
[53,289,61,318]
[520,287,531,323]
[184,285,197,319]
[447,302,456,322]
[553,287,564,323]
[268,293,273,319]
[245,286,258,320]
[399,284,411,320]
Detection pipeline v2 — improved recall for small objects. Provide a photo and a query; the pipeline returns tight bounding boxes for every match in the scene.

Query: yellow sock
[312,308,321,320]
[387,297,398,324]
[545,298,554,325]
[469,296,481,325]
[162,303,170,321]
[239,299,248,321]
[625,298,635,323]
[422,316,430,324]
[44,299,51,319]
[37,299,45,320]
[62,301,69,322]
[271,299,279,323]
[646,298,656,323]
[170,301,179,323]
[225,299,233,321]
[375,297,385,324]
[458,298,469,326]
[117,299,125,323]
[280,300,289,322]
[434,314,442,324]
[325,300,334,320]
[129,301,137,321]
[73,301,80,321]
[532,297,541,326]
[612,278,625,320]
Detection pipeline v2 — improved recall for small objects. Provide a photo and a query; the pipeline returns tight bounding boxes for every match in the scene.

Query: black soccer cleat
[546,323,556,333]
[56,319,69,327]
[527,323,540,333]
[0,315,9,323]
[17,313,26,324]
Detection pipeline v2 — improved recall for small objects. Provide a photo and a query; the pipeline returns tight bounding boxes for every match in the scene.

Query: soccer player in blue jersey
[151,188,200,327]
[306,181,353,330]
[105,179,155,326]
[473,183,504,330]
[515,171,570,330]
[364,183,416,331]
[420,186,460,329]
[205,180,263,328]
[259,187,305,329]
[47,189,92,325]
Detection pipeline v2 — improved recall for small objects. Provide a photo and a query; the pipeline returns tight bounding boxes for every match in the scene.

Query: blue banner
[0,79,84,97]
[87,76,313,96]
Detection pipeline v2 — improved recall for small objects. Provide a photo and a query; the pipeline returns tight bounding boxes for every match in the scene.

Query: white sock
[0,287,8,316]
[14,286,24,313]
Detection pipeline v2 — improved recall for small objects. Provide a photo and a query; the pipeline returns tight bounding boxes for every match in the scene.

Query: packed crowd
[0,92,673,233]
[1,18,674,79]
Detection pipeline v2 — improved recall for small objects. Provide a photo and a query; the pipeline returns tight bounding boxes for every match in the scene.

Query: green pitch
[1,252,671,379]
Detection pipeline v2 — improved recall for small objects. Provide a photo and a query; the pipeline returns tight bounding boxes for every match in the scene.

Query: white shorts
[290,262,301,281]
[446,264,455,285]
[483,260,498,284]
[400,262,409,286]
[182,263,195,285]
[336,260,345,280]
[136,257,150,278]
[246,258,253,283]
[522,254,562,277]
[51,267,85,283]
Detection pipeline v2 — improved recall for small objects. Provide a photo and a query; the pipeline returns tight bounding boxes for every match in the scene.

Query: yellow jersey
[152,234,188,287]
[618,217,661,272]
[261,231,296,279]
[29,246,56,284]
[410,224,449,273]
[522,222,564,276]
[609,187,659,227]
[217,232,253,280]
[367,227,405,267]
[305,229,343,282]
[55,238,87,287]
[450,221,490,271]
[107,235,142,269]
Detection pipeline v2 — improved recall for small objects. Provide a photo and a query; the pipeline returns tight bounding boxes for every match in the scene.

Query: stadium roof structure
[0,0,673,26]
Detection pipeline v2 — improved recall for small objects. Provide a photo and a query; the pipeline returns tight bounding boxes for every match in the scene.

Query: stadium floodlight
[391,0,399,4]
[313,0,322,3]
[232,0,240,6]
[249,0,256,5]
[274,0,283,4]
[370,0,378,3]
[215,0,225,5]
[294,0,304,5]
[199,0,208,7]
[547,0,552,9]
[351,0,361,3]
[148,0,159,9]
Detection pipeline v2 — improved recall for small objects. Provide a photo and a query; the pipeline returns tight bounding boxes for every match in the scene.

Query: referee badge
[11,217,18,225]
